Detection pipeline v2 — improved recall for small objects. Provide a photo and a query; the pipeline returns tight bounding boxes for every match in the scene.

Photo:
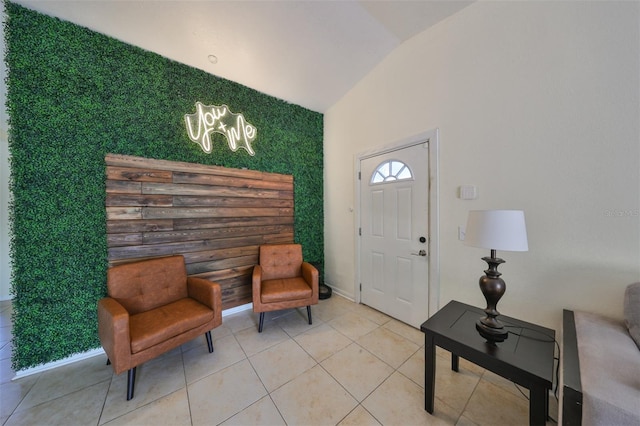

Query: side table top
[421,300,556,386]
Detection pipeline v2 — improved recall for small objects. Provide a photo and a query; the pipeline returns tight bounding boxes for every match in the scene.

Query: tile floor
[0,296,557,425]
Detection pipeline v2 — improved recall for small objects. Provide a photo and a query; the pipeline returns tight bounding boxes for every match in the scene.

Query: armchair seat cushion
[261,277,313,303]
[130,298,214,354]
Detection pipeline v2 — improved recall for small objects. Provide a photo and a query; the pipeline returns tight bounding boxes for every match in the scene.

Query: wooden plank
[186,254,258,275]
[107,235,266,261]
[182,246,259,264]
[190,265,254,281]
[222,274,254,291]
[106,180,141,194]
[174,217,293,231]
[106,207,142,220]
[263,233,295,244]
[107,233,143,247]
[106,153,292,182]
[106,194,173,207]
[106,154,263,177]
[219,276,253,310]
[107,255,178,267]
[173,171,293,191]
[142,182,293,199]
[173,196,293,208]
[142,207,292,220]
[218,275,253,291]
[142,226,290,245]
[107,219,174,234]
[106,166,172,183]
[108,240,210,260]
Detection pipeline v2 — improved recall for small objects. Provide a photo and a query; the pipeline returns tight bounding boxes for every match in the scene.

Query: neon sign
[184,102,257,155]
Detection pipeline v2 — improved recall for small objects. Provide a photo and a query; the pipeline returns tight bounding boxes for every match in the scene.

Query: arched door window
[370,160,413,184]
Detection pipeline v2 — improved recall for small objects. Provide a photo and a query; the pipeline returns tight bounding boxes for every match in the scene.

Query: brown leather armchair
[98,255,222,400]
[252,244,319,332]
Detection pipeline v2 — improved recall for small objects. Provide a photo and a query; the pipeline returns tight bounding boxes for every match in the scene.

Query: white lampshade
[464,210,528,252]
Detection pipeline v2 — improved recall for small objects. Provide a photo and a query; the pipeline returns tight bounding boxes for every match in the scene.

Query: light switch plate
[459,185,477,200]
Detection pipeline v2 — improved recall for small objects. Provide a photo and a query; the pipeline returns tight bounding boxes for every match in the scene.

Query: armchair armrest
[252,265,263,309]
[301,262,319,297]
[187,277,222,314]
[97,297,131,374]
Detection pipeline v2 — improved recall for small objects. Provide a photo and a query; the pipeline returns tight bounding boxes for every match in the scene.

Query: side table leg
[425,333,436,413]
[529,386,548,426]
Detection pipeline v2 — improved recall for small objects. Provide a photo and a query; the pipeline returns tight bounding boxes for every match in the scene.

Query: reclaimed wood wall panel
[105,154,295,309]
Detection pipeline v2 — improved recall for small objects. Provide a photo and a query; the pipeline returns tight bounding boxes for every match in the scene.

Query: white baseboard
[222,302,253,316]
[12,303,255,380]
[13,347,106,380]
[324,282,354,302]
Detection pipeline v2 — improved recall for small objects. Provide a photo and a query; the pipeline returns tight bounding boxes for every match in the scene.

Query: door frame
[354,128,440,320]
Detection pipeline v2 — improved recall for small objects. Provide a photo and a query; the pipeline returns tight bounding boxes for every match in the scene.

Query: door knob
[411,249,427,256]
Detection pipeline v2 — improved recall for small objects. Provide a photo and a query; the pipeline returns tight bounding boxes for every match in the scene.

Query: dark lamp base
[476,320,508,343]
[476,251,509,344]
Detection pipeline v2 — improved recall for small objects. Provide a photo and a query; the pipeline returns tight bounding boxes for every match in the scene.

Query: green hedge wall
[4,2,323,370]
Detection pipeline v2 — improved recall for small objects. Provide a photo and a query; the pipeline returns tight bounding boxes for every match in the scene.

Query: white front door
[359,141,430,328]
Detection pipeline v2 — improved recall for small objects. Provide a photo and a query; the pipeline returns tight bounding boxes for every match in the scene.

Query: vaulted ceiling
[11,1,474,112]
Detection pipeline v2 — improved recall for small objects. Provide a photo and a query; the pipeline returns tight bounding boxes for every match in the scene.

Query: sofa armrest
[562,309,583,426]
[97,297,131,375]
[187,277,222,313]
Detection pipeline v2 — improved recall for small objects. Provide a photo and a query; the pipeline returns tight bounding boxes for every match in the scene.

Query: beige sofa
[562,282,640,425]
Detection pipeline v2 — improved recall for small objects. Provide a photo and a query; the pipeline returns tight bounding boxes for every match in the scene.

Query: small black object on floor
[310,261,332,299]
[319,283,332,299]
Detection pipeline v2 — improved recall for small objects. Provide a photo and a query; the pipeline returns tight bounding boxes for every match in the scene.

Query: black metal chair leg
[258,312,265,333]
[307,305,312,325]
[126,367,136,401]
[205,331,214,353]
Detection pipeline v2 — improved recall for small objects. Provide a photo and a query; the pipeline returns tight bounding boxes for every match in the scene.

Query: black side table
[420,300,555,426]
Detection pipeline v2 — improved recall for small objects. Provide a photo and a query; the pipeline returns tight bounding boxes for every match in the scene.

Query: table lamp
[464,210,528,343]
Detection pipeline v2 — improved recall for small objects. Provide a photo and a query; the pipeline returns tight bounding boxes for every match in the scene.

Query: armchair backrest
[259,244,303,281]
[107,255,188,315]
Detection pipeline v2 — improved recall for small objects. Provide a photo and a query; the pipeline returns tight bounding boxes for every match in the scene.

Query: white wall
[324,0,640,331]
[0,9,11,301]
